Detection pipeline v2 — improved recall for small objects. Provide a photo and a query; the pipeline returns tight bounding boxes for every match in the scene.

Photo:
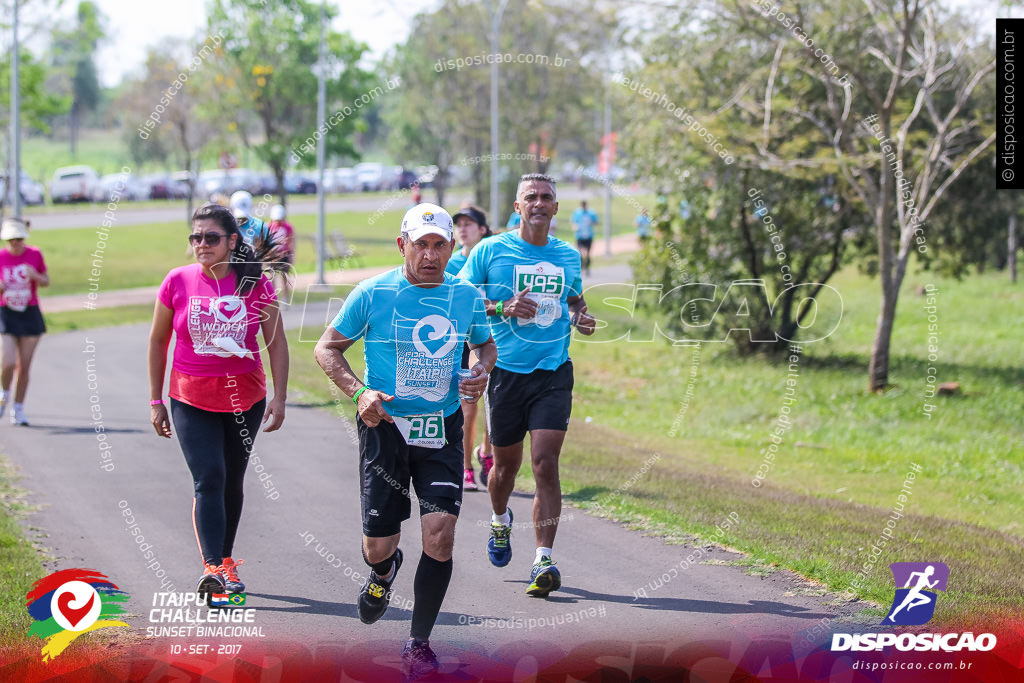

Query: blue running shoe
[526,557,561,597]
[487,509,513,567]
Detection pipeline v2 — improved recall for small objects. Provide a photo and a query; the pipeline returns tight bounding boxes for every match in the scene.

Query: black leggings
[170,397,266,566]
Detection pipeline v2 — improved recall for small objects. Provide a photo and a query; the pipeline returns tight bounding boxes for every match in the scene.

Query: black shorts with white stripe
[357,409,465,537]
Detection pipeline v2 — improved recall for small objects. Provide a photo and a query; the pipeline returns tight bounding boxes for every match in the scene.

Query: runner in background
[230,190,270,245]
[148,203,289,598]
[505,211,521,230]
[268,204,295,301]
[635,208,651,242]
[446,206,494,491]
[0,217,48,426]
[458,174,596,598]
[315,203,496,679]
[570,200,598,276]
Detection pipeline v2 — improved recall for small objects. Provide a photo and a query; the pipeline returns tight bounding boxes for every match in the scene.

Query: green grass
[31,194,650,297]
[281,266,1022,626]
[0,456,46,645]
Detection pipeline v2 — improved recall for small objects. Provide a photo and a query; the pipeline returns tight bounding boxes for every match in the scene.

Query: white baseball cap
[401,203,454,242]
[230,190,253,216]
[1,217,29,240]
[270,204,286,221]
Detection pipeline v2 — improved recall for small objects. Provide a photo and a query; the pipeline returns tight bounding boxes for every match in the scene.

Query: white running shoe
[11,404,28,426]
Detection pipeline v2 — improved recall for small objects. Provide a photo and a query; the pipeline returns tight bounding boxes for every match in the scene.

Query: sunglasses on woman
[188,232,227,246]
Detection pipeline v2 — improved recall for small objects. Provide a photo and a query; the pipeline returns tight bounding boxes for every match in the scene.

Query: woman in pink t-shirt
[0,217,48,426]
[148,203,290,598]
[268,204,295,301]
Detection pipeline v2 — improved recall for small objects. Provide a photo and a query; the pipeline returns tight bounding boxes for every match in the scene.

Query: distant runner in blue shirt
[570,200,598,275]
[229,191,271,246]
[635,208,651,241]
[505,211,521,230]
[315,203,496,678]
[446,205,494,493]
[458,173,595,598]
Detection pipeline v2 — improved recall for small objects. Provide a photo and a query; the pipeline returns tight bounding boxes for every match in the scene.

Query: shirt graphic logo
[187,295,252,358]
[412,315,459,359]
[1,264,32,311]
[884,562,949,625]
[395,314,459,402]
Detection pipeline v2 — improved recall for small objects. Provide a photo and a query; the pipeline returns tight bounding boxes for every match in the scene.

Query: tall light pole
[315,0,327,285]
[486,0,509,225]
[10,0,22,217]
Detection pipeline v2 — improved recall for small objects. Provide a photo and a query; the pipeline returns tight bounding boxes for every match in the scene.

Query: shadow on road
[251,593,479,629]
[28,424,145,436]
[546,585,829,620]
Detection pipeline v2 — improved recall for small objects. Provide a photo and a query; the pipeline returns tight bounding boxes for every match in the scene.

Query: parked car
[284,171,317,194]
[396,168,421,190]
[51,165,100,203]
[142,173,178,199]
[171,171,195,198]
[0,170,46,205]
[354,162,386,192]
[93,172,148,202]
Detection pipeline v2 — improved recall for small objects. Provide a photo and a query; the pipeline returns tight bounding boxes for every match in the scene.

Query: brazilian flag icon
[228,594,246,606]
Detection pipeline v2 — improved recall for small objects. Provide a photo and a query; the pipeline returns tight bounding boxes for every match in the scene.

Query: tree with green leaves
[50,0,106,156]
[204,0,373,203]
[620,0,993,379]
[385,0,610,214]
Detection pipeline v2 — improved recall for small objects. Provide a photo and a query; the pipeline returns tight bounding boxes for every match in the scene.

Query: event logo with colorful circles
[25,568,130,661]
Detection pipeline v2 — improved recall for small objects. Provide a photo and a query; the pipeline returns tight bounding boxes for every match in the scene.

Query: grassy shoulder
[281,266,1022,627]
[30,193,651,298]
[0,456,46,645]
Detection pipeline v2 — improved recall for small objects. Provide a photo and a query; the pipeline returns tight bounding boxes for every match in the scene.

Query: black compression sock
[410,552,453,642]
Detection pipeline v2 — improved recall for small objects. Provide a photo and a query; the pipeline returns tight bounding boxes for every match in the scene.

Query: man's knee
[531,453,560,482]
[421,516,456,560]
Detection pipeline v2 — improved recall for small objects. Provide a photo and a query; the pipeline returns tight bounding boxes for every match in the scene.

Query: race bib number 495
[513,263,565,327]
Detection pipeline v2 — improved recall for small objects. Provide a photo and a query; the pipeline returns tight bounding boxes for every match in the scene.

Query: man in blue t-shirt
[315,203,496,679]
[570,200,598,275]
[458,173,595,598]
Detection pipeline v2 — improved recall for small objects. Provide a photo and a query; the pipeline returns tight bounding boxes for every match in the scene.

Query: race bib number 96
[393,412,446,449]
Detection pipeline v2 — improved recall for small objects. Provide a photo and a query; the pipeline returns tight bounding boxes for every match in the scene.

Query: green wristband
[353,386,369,404]
[495,300,504,317]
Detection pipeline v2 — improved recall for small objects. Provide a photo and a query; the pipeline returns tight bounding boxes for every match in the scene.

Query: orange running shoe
[197,563,226,596]
[222,557,246,593]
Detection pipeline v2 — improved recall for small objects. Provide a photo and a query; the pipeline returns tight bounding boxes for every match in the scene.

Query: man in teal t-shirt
[457,173,595,598]
[570,200,598,275]
[315,203,496,679]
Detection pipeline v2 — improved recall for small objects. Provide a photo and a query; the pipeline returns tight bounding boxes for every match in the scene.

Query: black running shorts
[486,360,574,447]
[358,409,465,537]
[0,305,46,337]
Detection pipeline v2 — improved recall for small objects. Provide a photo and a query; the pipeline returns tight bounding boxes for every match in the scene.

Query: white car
[1,170,45,205]
[51,165,100,203]
[93,173,149,202]
[355,162,385,192]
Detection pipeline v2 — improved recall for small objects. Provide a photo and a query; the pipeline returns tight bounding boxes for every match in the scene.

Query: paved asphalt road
[1,265,866,678]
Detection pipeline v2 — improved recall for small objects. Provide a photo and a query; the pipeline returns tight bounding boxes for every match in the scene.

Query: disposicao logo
[884,562,947,625]
[831,562,997,653]
[25,568,130,661]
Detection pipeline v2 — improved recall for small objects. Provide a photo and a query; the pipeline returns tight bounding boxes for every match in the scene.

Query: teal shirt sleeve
[331,284,370,340]
[457,241,487,285]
